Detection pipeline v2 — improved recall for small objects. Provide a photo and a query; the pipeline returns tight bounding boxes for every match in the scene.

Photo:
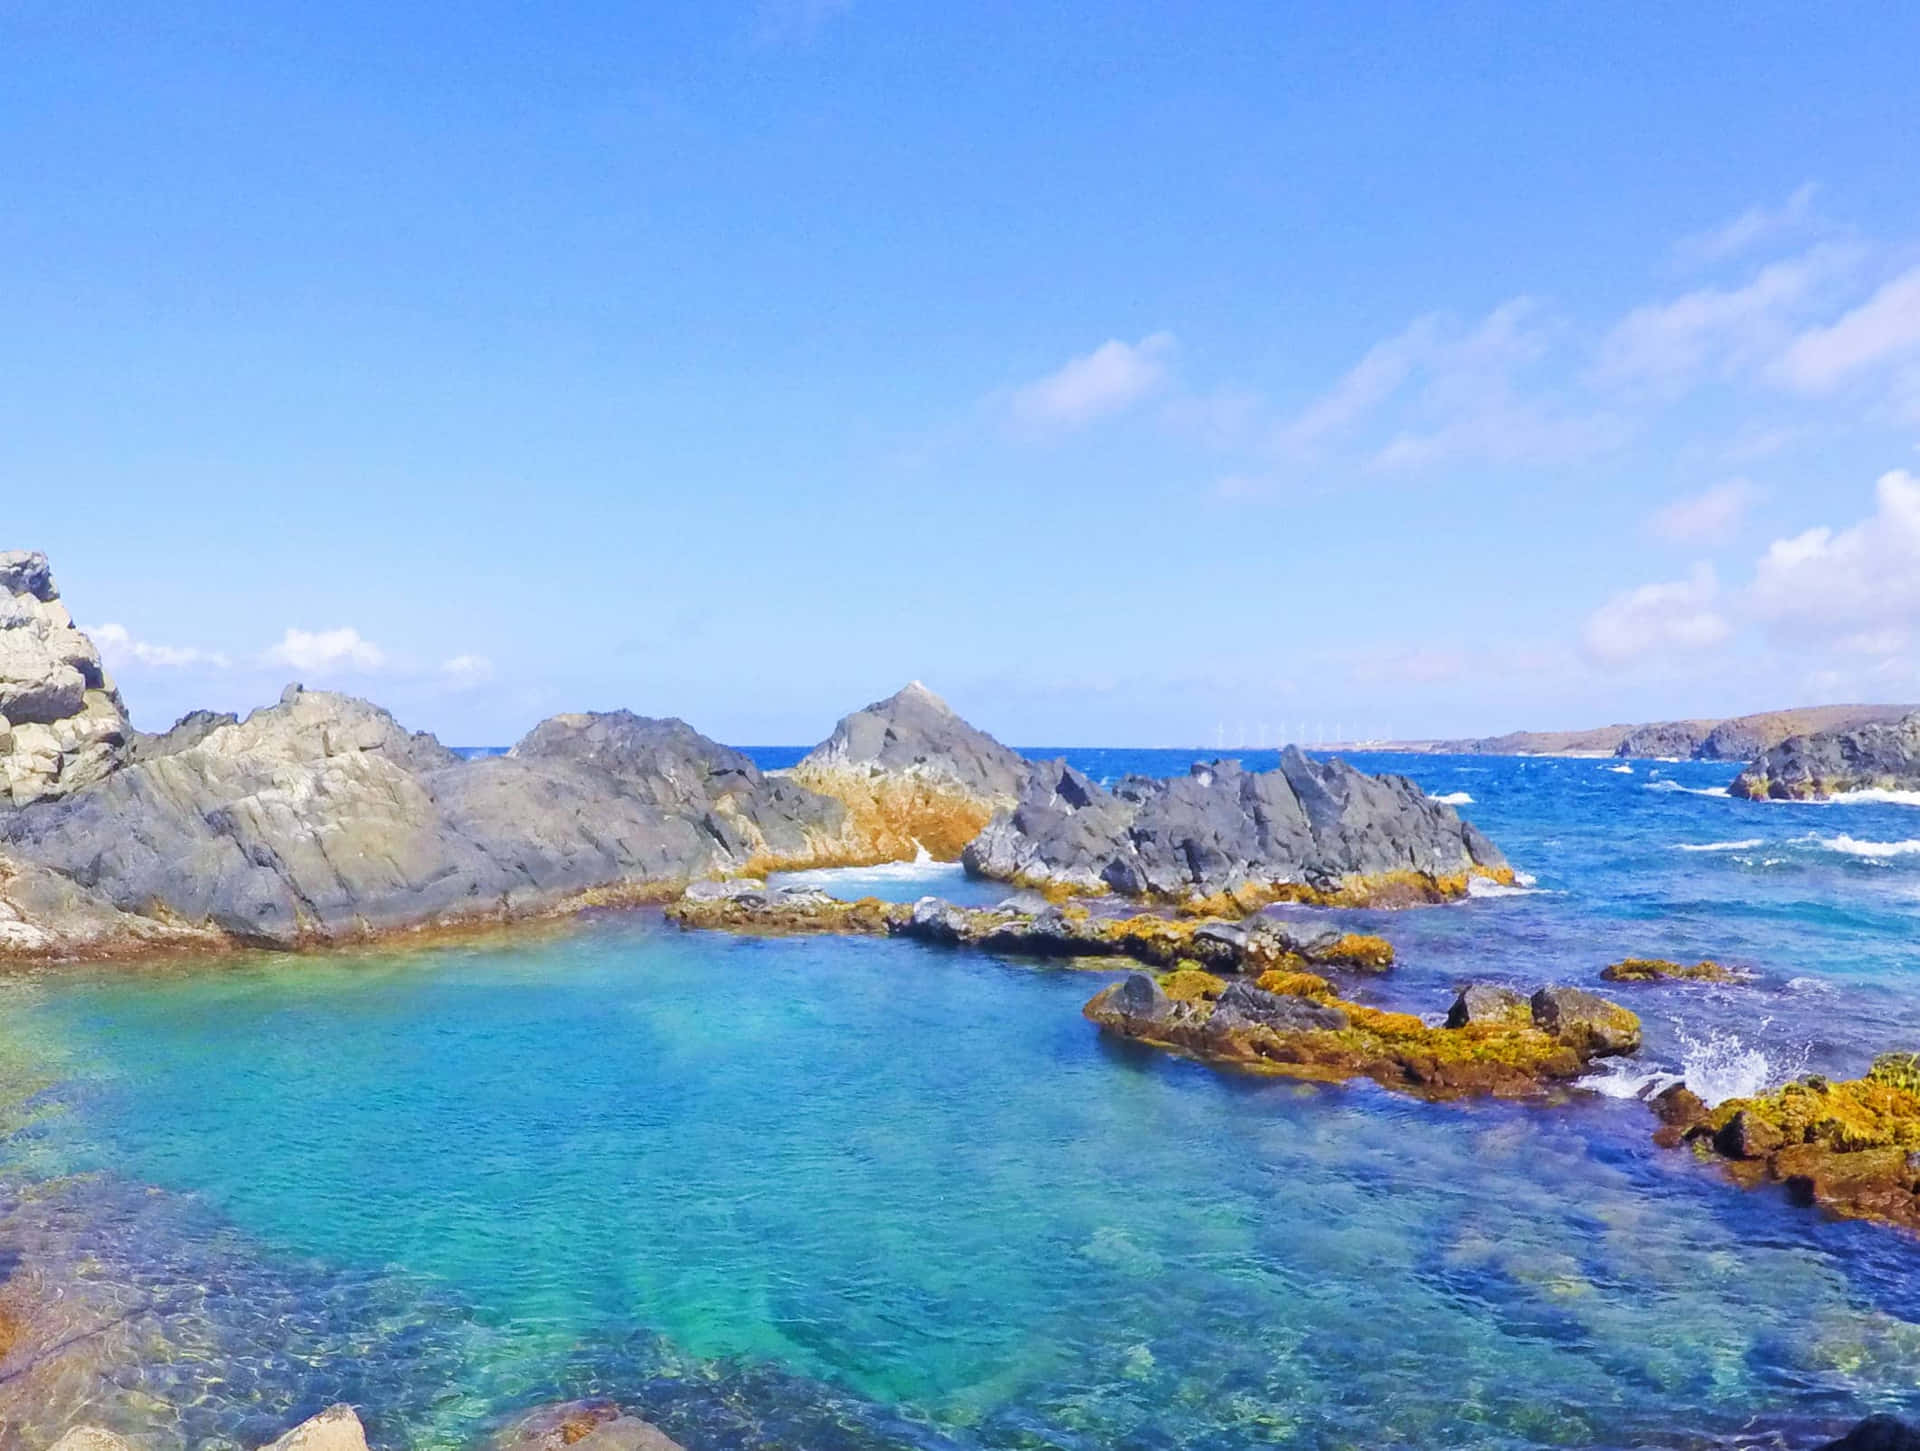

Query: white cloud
[441,653,495,688]
[1583,564,1731,666]
[1274,315,1439,449]
[1747,469,1920,636]
[1594,246,1855,390]
[264,626,386,675]
[1008,332,1175,429]
[1772,265,1920,393]
[1673,183,1819,266]
[1648,479,1759,544]
[89,623,230,670]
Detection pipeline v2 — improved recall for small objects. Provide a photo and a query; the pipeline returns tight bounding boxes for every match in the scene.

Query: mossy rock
[1161,966,1228,1002]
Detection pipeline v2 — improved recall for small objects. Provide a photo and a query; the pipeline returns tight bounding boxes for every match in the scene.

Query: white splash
[1428,790,1474,805]
[1607,764,1634,775]
[1672,838,1766,853]
[1578,1059,1682,1100]
[773,844,953,890]
[1676,1025,1806,1107]
[1467,872,1547,898]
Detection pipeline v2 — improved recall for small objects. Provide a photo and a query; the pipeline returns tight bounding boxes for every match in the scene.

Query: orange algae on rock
[1084,972,1638,1101]
[1669,1054,1920,1231]
[783,767,997,862]
[1160,967,1228,1002]
[1601,957,1742,984]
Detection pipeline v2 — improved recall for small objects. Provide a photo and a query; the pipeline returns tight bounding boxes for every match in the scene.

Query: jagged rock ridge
[964,751,1509,907]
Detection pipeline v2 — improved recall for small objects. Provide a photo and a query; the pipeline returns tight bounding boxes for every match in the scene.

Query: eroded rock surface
[963,751,1509,909]
[789,681,1028,859]
[0,552,131,807]
[1732,713,1920,800]
[667,883,1396,975]
[0,691,866,954]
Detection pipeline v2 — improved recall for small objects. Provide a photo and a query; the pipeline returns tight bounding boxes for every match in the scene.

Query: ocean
[5,750,1920,1450]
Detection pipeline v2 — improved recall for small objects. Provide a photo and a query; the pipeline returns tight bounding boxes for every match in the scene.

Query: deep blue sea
[7,750,1920,1451]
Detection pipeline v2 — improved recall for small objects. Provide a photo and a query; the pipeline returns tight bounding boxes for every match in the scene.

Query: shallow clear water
[8,752,1920,1450]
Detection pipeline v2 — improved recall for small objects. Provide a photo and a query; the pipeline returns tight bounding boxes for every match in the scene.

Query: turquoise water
[9,752,1920,1449]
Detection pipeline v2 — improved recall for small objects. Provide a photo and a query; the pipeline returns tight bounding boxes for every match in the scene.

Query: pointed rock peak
[885,680,951,714]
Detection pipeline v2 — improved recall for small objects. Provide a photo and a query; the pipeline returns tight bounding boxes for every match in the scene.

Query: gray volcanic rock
[1731,712,1920,800]
[789,681,1028,858]
[1613,721,1712,759]
[0,550,132,805]
[797,680,1027,798]
[0,690,861,951]
[1695,718,1767,761]
[963,748,1508,905]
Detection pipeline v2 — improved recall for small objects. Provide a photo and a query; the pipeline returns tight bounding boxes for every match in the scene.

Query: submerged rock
[0,550,131,806]
[788,681,1028,859]
[1731,712,1920,800]
[49,1431,136,1451]
[1083,970,1639,1099]
[486,1400,686,1451]
[1819,1415,1920,1450]
[962,749,1511,910]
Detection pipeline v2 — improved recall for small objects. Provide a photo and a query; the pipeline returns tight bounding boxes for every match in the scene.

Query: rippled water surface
[8,751,1920,1449]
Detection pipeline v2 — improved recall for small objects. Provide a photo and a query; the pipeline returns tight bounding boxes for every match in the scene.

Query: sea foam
[1672,838,1765,853]
[1428,790,1474,805]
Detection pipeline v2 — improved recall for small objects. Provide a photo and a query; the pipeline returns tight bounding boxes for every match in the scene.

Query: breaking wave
[1428,790,1474,805]
[1812,834,1920,859]
[1579,1026,1806,1109]
[1673,838,1766,853]
[1645,779,1731,798]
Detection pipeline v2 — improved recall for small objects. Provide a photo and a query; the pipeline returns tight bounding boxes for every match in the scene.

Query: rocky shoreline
[0,553,1515,965]
[1732,711,1920,800]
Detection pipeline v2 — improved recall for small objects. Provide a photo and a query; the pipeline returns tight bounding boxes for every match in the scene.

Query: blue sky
[7,2,1920,746]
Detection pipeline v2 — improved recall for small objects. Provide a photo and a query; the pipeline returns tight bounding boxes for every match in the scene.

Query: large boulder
[964,748,1509,908]
[0,550,131,805]
[1820,1416,1920,1451]
[1731,713,1920,800]
[789,681,1028,859]
[260,1406,371,1451]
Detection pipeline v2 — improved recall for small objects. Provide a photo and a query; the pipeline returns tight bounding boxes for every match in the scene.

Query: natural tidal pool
[9,753,1920,1449]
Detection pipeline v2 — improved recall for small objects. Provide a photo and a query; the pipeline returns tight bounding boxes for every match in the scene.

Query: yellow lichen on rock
[1160,966,1228,1002]
[785,765,998,862]
[1601,957,1742,984]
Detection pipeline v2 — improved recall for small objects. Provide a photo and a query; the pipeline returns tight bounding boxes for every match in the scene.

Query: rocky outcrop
[1600,956,1744,984]
[788,682,1027,859]
[1083,971,1639,1098]
[0,551,131,806]
[1662,1052,1920,1233]
[1731,713,1920,800]
[0,689,866,955]
[667,881,1396,975]
[1613,721,1712,759]
[962,751,1510,910]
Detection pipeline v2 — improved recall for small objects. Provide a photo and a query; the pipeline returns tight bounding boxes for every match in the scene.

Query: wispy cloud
[264,626,387,675]
[1772,264,1920,392]
[1008,332,1176,430]
[1673,183,1820,266]
[89,623,230,670]
[753,0,851,44]
[441,653,495,689]
[1648,479,1759,544]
